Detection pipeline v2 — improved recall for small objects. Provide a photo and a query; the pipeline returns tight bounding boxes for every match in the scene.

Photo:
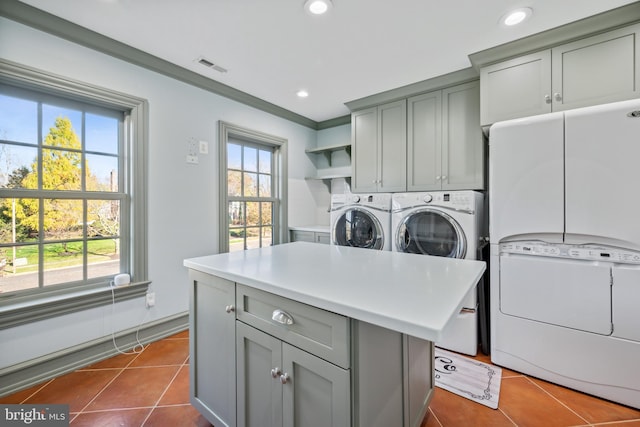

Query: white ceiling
[17,0,639,123]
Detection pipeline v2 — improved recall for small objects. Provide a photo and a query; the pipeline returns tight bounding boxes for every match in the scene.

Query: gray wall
[0,17,335,369]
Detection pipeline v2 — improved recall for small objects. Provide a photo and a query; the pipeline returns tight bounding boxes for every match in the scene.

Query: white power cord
[110,280,149,355]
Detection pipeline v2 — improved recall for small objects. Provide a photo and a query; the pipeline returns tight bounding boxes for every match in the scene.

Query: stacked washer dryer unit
[391,191,487,355]
[330,193,392,251]
[489,99,640,409]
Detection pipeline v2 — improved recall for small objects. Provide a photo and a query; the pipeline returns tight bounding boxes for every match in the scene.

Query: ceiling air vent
[196,57,228,73]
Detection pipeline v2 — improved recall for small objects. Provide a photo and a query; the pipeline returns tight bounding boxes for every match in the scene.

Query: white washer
[392,191,486,355]
[330,193,392,251]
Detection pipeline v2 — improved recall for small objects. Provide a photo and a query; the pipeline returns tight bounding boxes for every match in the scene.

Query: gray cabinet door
[282,343,350,427]
[315,232,330,244]
[189,271,236,427]
[351,107,378,193]
[552,24,640,111]
[236,322,283,427]
[480,50,551,125]
[378,99,407,192]
[403,336,433,427]
[442,81,484,190]
[407,91,441,191]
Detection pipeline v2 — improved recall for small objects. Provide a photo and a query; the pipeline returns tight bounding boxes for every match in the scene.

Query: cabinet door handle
[441,175,447,180]
[554,92,562,101]
[225,305,235,313]
[280,373,290,384]
[436,176,441,180]
[272,309,294,325]
[271,367,282,378]
[544,94,551,104]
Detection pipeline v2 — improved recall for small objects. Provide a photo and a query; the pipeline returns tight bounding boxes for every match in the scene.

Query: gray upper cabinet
[352,100,407,193]
[481,23,640,126]
[408,81,484,191]
[189,271,237,427]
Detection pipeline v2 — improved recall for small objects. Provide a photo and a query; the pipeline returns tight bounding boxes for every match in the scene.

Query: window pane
[43,241,83,286]
[244,146,257,172]
[88,200,120,238]
[262,226,272,247]
[259,150,271,174]
[42,106,82,149]
[260,202,272,226]
[42,149,82,190]
[87,154,118,191]
[43,199,83,240]
[243,172,257,196]
[245,227,260,249]
[0,245,38,292]
[258,174,271,197]
[229,201,244,226]
[0,94,38,144]
[229,228,245,252]
[246,202,259,227]
[88,238,120,279]
[86,113,118,154]
[227,170,242,197]
[0,144,37,189]
[228,143,241,169]
[0,198,39,243]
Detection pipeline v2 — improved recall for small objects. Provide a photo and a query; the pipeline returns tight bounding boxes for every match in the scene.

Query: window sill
[0,281,150,330]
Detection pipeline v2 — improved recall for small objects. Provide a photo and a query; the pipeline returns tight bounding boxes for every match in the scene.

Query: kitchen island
[184,242,486,427]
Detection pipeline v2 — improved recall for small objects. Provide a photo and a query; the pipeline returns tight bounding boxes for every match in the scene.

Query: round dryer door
[396,208,466,258]
[333,208,385,250]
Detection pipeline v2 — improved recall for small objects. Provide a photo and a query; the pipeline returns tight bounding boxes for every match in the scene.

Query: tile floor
[2,330,639,426]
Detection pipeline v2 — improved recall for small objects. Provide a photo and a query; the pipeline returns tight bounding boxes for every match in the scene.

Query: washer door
[396,209,466,258]
[333,208,384,250]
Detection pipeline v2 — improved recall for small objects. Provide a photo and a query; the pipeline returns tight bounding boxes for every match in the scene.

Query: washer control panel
[500,242,640,264]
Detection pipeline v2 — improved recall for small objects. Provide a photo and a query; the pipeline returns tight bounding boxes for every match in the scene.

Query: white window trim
[0,59,149,329]
[218,121,288,253]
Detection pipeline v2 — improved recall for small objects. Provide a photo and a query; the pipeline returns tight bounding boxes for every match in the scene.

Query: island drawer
[236,284,350,369]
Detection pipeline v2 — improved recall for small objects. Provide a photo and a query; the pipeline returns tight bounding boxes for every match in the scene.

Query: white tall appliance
[489,99,640,409]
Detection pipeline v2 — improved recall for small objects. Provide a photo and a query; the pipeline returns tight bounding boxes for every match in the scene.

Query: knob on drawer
[272,309,294,325]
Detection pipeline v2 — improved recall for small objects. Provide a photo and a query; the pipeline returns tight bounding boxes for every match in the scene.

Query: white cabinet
[351,100,407,193]
[481,23,640,125]
[189,270,236,427]
[407,81,483,191]
[290,229,330,244]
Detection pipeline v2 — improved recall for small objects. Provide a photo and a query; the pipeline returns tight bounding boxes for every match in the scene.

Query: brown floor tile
[129,339,189,367]
[499,376,588,427]
[24,369,119,413]
[429,388,515,426]
[70,408,152,426]
[0,381,51,404]
[530,377,640,424]
[145,404,212,427]
[597,421,640,427]
[158,365,190,406]
[420,408,443,427]
[84,366,179,411]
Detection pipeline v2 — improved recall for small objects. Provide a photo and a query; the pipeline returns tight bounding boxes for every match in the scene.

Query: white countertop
[289,225,330,233]
[183,242,486,342]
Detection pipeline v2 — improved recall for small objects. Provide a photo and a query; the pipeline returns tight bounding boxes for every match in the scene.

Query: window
[0,59,147,321]
[219,122,287,253]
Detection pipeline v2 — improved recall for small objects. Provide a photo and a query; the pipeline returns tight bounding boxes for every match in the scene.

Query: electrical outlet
[199,140,209,154]
[146,292,156,308]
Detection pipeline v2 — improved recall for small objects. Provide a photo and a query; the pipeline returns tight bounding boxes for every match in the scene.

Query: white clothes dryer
[392,191,487,355]
[330,193,392,251]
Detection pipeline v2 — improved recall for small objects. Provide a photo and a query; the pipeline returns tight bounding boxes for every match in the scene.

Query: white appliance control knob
[352,195,361,203]
[423,194,433,203]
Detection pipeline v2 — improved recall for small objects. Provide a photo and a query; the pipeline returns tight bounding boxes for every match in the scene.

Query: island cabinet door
[189,271,236,427]
[236,322,283,427]
[282,343,351,427]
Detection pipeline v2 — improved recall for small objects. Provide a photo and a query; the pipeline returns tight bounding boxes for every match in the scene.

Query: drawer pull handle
[272,309,294,325]
[280,373,290,384]
[271,367,282,378]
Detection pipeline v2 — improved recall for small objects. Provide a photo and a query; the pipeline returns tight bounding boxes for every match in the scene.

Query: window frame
[218,121,287,253]
[0,59,148,328]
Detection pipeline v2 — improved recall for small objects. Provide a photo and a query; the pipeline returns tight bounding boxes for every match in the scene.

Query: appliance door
[499,254,612,335]
[332,208,385,250]
[612,264,640,342]
[565,99,640,250]
[395,208,466,258]
[489,113,564,243]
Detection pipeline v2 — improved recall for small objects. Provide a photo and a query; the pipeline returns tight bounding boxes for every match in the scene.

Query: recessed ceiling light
[297,90,309,98]
[304,0,333,15]
[501,7,532,27]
